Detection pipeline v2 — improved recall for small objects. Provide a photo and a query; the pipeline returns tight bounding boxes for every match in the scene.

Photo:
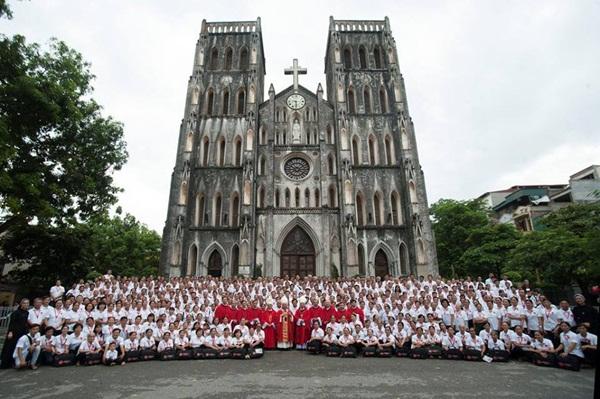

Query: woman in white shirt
[529,330,556,367]
[139,328,157,361]
[410,327,428,359]
[442,326,463,360]
[464,327,485,360]
[577,324,597,366]
[157,331,176,361]
[307,321,324,354]
[377,326,395,357]
[39,327,56,365]
[338,327,356,357]
[556,322,584,371]
[424,325,442,358]
[67,323,85,353]
[123,331,140,362]
[510,325,532,359]
[486,331,509,362]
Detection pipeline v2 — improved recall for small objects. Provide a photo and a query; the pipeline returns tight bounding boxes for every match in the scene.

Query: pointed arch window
[195,194,205,226]
[214,194,222,226]
[304,188,310,208]
[222,89,230,115]
[206,89,214,116]
[359,46,367,69]
[239,48,249,70]
[210,48,219,70]
[343,47,352,69]
[373,46,382,69]
[201,136,210,166]
[285,188,291,207]
[237,90,245,114]
[352,136,360,165]
[233,137,242,166]
[348,87,356,113]
[385,136,393,166]
[231,193,240,226]
[356,193,365,226]
[315,188,320,207]
[224,47,233,70]
[379,86,387,113]
[364,87,372,113]
[218,138,226,166]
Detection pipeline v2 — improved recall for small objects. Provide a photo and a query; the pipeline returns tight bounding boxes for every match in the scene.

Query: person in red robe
[214,298,231,322]
[260,300,277,349]
[276,301,294,349]
[307,300,324,328]
[247,300,261,326]
[294,300,311,349]
[321,301,337,328]
[348,299,365,323]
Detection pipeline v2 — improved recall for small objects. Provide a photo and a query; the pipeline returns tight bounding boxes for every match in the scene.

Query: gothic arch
[363,86,372,113]
[356,191,366,226]
[209,47,219,70]
[258,185,265,208]
[230,192,240,227]
[218,137,226,166]
[347,86,356,113]
[274,217,323,276]
[343,46,352,69]
[351,135,361,165]
[358,45,367,69]
[368,134,378,165]
[258,155,266,175]
[222,88,230,114]
[373,191,383,225]
[384,135,394,165]
[368,241,395,277]
[239,47,249,70]
[224,47,233,70]
[233,136,242,166]
[206,88,215,116]
[213,192,222,226]
[201,135,210,166]
[195,193,205,226]
[200,241,228,276]
[236,88,246,114]
[230,244,240,277]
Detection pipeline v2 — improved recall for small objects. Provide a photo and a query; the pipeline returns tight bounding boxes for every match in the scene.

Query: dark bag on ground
[140,349,157,361]
[341,346,357,358]
[231,347,247,359]
[53,353,75,367]
[326,345,341,357]
[84,352,102,366]
[410,348,428,359]
[192,347,205,359]
[125,350,140,362]
[176,349,193,360]
[307,340,321,354]
[444,348,463,360]
[426,345,443,358]
[463,349,482,361]
[531,352,556,367]
[159,349,177,361]
[203,348,219,359]
[487,349,509,362]
[249,347,264,359]
[218,348,231,359]
[377,347,393,358]
[363,346,377,357]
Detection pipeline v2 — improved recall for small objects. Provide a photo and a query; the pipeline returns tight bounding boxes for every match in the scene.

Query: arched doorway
[280,226,315,277]
[207,250,223,277]
[374,249,389,277]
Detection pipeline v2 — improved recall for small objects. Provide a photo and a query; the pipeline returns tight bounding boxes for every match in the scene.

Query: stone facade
[159,17,438,278]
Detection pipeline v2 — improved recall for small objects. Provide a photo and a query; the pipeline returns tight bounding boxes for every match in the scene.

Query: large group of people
[1,271,597,372]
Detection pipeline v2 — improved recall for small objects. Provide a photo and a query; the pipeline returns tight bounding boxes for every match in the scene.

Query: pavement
[0,351,595,399]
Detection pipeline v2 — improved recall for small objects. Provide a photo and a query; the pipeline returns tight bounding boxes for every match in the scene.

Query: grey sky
[3,0,599,233]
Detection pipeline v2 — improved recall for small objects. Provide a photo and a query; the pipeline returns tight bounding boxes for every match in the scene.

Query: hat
[266,298,274,306]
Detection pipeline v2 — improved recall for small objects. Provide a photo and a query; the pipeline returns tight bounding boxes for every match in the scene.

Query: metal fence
[0,306,17,354]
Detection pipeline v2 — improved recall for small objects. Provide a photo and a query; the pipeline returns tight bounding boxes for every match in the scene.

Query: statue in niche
[292,118,301,144]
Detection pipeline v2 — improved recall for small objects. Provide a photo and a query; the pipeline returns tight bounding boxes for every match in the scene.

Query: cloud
[3,0,599,232]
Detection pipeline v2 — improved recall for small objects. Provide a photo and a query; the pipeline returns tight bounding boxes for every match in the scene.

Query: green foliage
[0,0,12,19]
[505,204,600,290]
[2,213,160,295]
[429,199,490,277]
[459,223,521,278]
[0,33,128,233]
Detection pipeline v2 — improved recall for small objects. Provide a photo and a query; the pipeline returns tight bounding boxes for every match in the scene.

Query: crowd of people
[0,271,597,371]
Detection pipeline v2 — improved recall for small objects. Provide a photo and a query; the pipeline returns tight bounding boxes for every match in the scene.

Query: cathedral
[159,17,438,278]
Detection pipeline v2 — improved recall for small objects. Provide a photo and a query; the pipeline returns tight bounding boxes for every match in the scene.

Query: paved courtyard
[0,352,595,399]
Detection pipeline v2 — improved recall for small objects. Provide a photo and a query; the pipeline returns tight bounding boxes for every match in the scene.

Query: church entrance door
[374,249,389,277]
[280,226,315,277]
[208,250,223,277]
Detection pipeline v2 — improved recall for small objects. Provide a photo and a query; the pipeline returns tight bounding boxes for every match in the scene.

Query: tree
[77,212,161,278]
[429,199,489,277]
[3,212,160,296]
[505,204,600,291]
[459,223,521,278]
[0,32,128,234]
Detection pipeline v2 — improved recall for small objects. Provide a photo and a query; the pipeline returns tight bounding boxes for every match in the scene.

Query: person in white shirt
[52,326,71,356]
[540,299,560,341]
[557,300,575,327]
[506,298,524,329]
[47,300,66,331]
[157,332,175,353]
[486,331,509,362]
[499,322,516,351]
[77,333,102,365]
[556,322,584,371]
[442,327,463,360]
[190,328,204,349]
[337,327,356,357]
[529,330,556,367]
[39,326,55,365]
[103,342,122,366]
[50,280,65,300]
[510,326,532,359]
[28,298,47,328]
[307,321,324,353]
[322,326,338,351]
[67,323,86,352]
[123,331,140,361]
[523,299,542,335]
[104,328,125,363]
[13,324,41,369]
[377,326,395,357]
[464,327,485,360]
[576,324,597,366]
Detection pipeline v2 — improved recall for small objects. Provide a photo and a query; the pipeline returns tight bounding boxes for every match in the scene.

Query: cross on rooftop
[284,58,307,92]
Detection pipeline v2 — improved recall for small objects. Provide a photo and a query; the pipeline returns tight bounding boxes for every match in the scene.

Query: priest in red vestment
[294,299,311,349]
[260,300,277,349]
[276,300,294,349]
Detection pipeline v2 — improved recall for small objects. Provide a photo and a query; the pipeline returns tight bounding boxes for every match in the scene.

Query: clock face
[286,94,306,110]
